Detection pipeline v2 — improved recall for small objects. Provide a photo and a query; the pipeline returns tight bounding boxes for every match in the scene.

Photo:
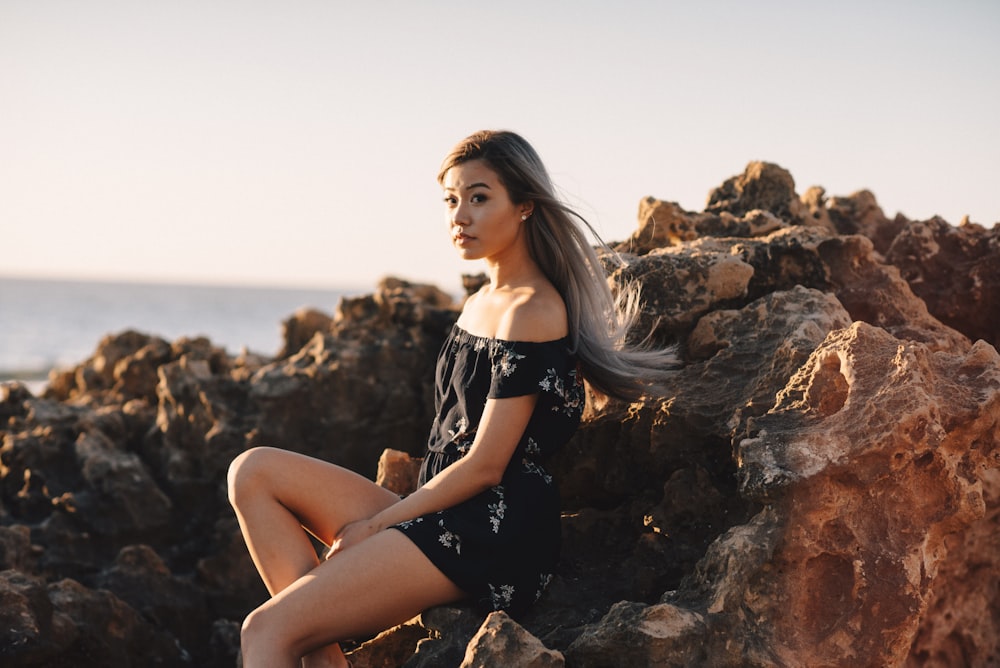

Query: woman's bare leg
[227,446,405,667]
[240,527,465,668]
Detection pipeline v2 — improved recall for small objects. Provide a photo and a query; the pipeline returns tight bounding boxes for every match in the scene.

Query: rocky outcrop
[884,216,1000,349]
[1,163,997,667]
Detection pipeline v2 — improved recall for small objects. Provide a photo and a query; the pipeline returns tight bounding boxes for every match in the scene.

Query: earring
[521,214,528,221]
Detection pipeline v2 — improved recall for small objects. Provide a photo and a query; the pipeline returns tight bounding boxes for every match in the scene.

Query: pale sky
[2,0,998,294]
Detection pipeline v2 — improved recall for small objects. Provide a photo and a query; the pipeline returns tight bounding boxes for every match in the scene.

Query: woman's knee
[240,603,294,662]
[227,446,281,507]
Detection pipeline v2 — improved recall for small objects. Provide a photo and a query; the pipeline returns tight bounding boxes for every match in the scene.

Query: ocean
[0,277,358,391]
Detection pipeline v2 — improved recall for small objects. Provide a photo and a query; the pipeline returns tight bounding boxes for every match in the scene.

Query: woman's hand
[325,518,379,559]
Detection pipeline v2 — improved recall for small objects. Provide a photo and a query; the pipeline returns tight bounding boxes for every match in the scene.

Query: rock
[0,570,62,664]
[461,611,564,667]
[620,198,694,253]
[907,468,1000,666]
[246,279,457,479]
[554,286,852,507]
[566,321,1000,668]
[461,272,489,296]
[825,189,906,253]
[73,427,172,535]
[347,619,432,668]
[279,307,334,359]
[0,525,33,571]
[153,353,254,498]
[616,197,786,255]
[195,516,270,620]
[818,234,970,351]
[92,544,211,661]
[111,337,174,401]
[706,161,799,219]
[885,216,1000,348]
[564,600,708,667]
[404,605,484,668]
[0,570,183,667]
[46,577,184,666]
[608,244,756,342]
[208,618,242,667]
[376,448,422,496]
[705,161,835,234]
[732,323,1000,666]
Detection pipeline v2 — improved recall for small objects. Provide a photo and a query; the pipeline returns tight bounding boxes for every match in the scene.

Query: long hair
[438,130,678,402]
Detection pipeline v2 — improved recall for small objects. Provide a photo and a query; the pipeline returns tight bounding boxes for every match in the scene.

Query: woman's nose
[452,203,470,225]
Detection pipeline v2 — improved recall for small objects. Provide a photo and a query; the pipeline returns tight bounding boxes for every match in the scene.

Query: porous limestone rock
[906,468,1000,666]
[817,234,970,351]
[376,447,423,496]
[91,544,211,661]
[615,197,787,255]
[461,611,565,668]
[563,323,999,667]
[885,216,1000,349]
[564,600,708,667]
[0,570,183,666]
[706,161,800,220]
[705,160,836,235]
[732,324,1000,666]
[278,307,334,359]
[345,619,432,668]
[825,188,907,253]
[403,604,485,668]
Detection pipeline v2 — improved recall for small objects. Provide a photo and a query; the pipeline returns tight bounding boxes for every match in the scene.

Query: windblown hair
[438,130,679,402]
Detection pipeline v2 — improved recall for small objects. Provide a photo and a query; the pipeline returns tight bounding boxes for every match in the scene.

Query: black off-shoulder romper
[393,324,584,615]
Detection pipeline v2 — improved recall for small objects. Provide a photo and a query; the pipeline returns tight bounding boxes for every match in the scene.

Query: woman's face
[442,159,531,263]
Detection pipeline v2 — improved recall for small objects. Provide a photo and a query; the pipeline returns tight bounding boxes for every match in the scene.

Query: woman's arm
[328,392,537,555]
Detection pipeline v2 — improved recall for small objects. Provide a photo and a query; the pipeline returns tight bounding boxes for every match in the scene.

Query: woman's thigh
[244,528,466,656]
[229,446,401,545]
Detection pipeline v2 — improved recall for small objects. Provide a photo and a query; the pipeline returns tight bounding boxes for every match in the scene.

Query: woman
[228,130,678,667]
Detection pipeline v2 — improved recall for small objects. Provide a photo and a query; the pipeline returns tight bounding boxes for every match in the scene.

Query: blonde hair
[438,130,678,402]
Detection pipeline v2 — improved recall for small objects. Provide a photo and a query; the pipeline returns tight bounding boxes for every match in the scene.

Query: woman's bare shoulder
[498,285,567,342]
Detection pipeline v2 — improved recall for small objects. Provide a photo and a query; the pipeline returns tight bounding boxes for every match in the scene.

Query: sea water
[0,277,358,389]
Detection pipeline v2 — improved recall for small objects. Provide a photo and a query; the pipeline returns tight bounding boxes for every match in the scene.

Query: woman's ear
[520,203,534,220]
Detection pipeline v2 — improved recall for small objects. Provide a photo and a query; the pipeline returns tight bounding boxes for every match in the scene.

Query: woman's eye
[470,194,487,203]
[443,195,457,205]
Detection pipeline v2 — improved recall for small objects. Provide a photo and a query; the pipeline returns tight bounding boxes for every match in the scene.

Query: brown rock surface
[907,468,1000,666]
[734,324,999,666]
[1,163,997,667]
[461,611,564,667]
[884,216,1000,349]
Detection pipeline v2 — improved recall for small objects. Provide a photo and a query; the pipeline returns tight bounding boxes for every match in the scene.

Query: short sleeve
[487,340,563,399]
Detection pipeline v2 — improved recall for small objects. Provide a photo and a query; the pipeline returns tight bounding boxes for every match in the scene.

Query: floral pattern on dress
[489,583,516,610]
[455,437,474,456]
[534,573,553,602]
[395,517,424,530]
[522,458,553,484]
[491,341,526,378]
[448,416,475,455]
[437,518,461,555]
[539,367,585,417]
[448,416,469,441]
[487,486,507,533]
[525,437,541,456]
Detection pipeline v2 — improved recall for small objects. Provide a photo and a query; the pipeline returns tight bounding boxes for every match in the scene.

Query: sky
[2,0,998,295]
